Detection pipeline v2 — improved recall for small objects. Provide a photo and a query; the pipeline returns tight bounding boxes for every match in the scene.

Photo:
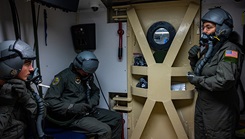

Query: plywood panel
[127,1,200,139]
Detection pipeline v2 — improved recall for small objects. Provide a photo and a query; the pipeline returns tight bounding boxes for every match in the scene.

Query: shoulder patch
[224,50,238,58]
[52,77,60,85]
[224,50,238,63]
[75,76,81,84]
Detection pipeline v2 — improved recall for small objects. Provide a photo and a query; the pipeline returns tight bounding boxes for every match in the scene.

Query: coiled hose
[194,33,215,76]
[27,68,45,138]
[32,91,45,138]
[194,40,213,75]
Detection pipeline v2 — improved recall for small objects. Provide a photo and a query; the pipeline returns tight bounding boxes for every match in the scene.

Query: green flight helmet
[0,39,36,79]
[73,51,99,73]
[201,7,233,38]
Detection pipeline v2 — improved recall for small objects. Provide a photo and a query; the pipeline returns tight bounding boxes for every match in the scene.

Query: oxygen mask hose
[194,33,214,76]
[32,91,45,138]
[26,68,45,138]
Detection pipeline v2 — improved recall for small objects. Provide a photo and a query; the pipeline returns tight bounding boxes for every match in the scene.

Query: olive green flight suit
[44,64,123,139]
[194,41,244,139]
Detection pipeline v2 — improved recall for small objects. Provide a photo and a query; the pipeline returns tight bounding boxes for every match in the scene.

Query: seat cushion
[45,127,87,139]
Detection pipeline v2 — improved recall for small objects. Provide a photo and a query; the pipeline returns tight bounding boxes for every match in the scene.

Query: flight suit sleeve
[44,76,71,115]
[0,106,13,137]
[0,83,17,137]
[199,49,241,91]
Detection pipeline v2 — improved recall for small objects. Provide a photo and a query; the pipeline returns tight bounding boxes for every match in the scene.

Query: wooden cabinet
[125,1,200,139]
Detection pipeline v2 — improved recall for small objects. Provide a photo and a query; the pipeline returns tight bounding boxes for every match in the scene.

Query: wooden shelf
[113,105,132,112]
[131,66,147,75]
[131,86,147,97]
[131,66,192,77]
[113,96,132,102]
[131,86,194,99]
[171,90,194,99]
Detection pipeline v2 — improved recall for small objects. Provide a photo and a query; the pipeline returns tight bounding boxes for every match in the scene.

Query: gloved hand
[188,45,200,58]
[6,79,32,104]
[187,72,204,87]
[188,45,200,70]
[7,79,27,97]
[68,103,92,115]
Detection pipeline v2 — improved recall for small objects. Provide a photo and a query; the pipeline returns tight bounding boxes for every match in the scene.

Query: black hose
[94,73,110,110]
[32,91,45,138]
[27,69,45,138]
[194,40,213,76]
[194,34,214,75]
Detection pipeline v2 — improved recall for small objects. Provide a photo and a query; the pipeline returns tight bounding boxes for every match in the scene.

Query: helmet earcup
[0,55,23,79]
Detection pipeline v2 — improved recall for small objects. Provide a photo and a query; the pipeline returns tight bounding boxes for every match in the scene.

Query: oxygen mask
[199,33,215,55]
[200,33,215,46]
[27,68,42,85]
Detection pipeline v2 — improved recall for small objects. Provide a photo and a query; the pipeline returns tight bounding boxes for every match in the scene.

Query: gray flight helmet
[201,7,233,38]
[0,39,36,79]
[73,51,99,73]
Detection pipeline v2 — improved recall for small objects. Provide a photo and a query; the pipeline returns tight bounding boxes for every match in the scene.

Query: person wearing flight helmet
[44,51,123,139]
[0,39,39,138]
[187,7,244,138]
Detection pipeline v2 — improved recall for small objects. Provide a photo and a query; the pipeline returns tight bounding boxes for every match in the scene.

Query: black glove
[7,79,32,104]
[188,45,200,58]
[7,79,27,97]
[188,45,200,70]
[187,72,204,87]
[68,103,92,115]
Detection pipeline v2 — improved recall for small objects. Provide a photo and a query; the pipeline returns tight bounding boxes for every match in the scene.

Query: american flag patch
[224,50,238,59]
